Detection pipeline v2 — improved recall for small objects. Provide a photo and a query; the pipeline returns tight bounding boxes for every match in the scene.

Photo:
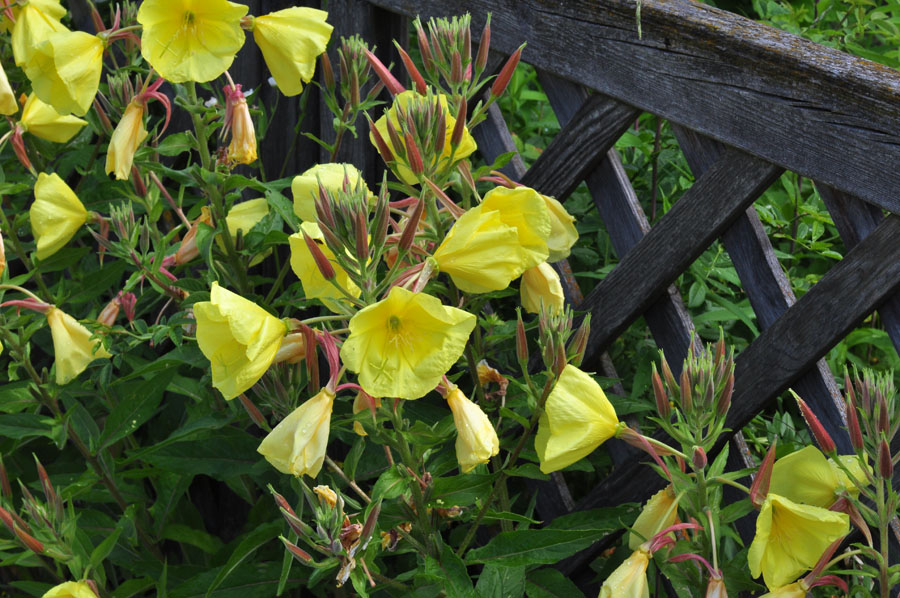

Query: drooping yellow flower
[446,386,499,473]
[291,163,374,222]
[480,186,552,266]
[42,580,98,598]
[20,93,87,143]
[105,99,148,180]
[759,582,808,598]
[289,222,360,313]
[25,30,103,116]
[770,446,849,508]
[11,0,67,67]
[0,61,17,115]
[542,193,578,261]
[340,286,476,400]
[193,282,288,400]
[137,0,248,83]
[629,485,679,550]
[47,307,112,385]
[520,262,565,314]
[257,387,335,477]
[30,172,88,260]
[371,90,477,185]
[251,7,332,97]
[535,364,619,474]
[748,493,849,589]
[599,548,651,598]
[224,85,256,165]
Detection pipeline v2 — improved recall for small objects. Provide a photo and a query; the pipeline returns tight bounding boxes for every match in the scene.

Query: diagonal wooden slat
[672,126,851,454]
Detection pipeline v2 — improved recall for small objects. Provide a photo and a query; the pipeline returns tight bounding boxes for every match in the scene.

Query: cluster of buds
[844,369,897,475]
[651,333,734,453]
[321,35,381,113]
[271,484,380,588]
[533,305,588,377]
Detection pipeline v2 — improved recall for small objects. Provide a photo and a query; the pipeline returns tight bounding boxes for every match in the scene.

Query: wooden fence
[232,0,900,592]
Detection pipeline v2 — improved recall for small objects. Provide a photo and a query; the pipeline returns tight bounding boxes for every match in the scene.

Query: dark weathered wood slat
[672,126,850,454]
[473,103,528,178]
[366,0,900,209]
[577,151,782,366]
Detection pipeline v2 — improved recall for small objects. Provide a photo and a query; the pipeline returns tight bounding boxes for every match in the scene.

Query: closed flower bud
[692,446,707,470]
[46,307,112,385]
[446,386,499,473]
[879,437,892,479]
[651,364,670,418]
[105,99,148,180]
[41,581,98,598]
[251,7,332,96]
[794,394,836,455]
[257,387,335,477]
[25,30,103,116]
[515,311,529,365]
[629,485,679,549]
[291,163,375,223]
[280,537,314,564]
[30,172,88,260]
[273,332,306,364]
[96,297,120,327]
[491,45,524,98]
[289,222,361,314]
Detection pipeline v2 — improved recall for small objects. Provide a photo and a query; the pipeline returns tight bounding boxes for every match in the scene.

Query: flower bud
[568,314,590,368]
[404,131,424,178]
[364,48,405,96]
[750,439,777,508]
[716,372,733,417]
[281,537,314,564]
[795,394,836,455]
[117,291,137,323]
[450,50,462,84]
[705,577,727,598]
[879,436,893,479]
[14,524,44,554]
[223,84,257,166]
[0,456,10,501]
[692,446,707,471]
[175,206,212,265]
[273,332,306,364]
[97,297,121,327]
[395,43,426,95]
[321,51,335,94]
[415,21,434,73]
[450,97,467,148]
[398,198,424,252]
[877,393,889,437]
[680,367,693,412]
[474,17,491,73]
[491,44,524,97]
[238,393,268,429]
[302,230,336,281]
[515,310,529,366]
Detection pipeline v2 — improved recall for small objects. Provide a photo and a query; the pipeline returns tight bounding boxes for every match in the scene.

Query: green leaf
[476,565,526,598]
[100,370,175,450]
[370,465,407,502]
[110,578,156,598]
[161,523,224,554]
[170,561,308,598]
[429,473,495,507]
[483,511,542,526]
[89,526,122,569]
[545,505,638,531]
[505,464,549,480]
[205,523,282,596]
[525,568,585,598]
[141,427,260,478]
[420,543,474,597]
[467,529,606,567]
[0,413,57,439]
[156,132,195,157]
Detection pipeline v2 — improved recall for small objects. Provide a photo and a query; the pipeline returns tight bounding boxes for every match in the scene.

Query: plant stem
[388,405,437,557]
[325,455,371,504]
[0,206,53,300]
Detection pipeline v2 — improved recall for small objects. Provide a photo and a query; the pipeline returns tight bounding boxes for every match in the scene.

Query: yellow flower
[629,485,679,550]
[289,222,360,313]
[47,307,112,385]
[340,286,476,400]
[105,99,148,180]
[226,198,268,236]
[352,390,380,436]
[11,0,67,67]
[20,93,87,143]
[535,364,619,474]
[193,282,288,400]
[313,485,338,508]
[748,493,849,589]
[371,90,477,185]
[446,386,499,473]
[175,206,212,265]
[770,446,852,508]
[542,193,578,261]
[434,186,551,294]
[224,86,256,165]
[520,262,565,314]
[759,582,808,598]
[43,581,97,598]
[251,7,332,97]
[599,548,650,598]
[0,61,17,115]
[30,172,87,260]
[137,0,248,83]
[291,163,374,222]
[257,387,335,477]
[25,30,104,116]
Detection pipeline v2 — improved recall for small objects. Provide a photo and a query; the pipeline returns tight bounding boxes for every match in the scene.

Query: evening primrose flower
[446,386,499,473]
[257,387,335,477]
[535,364,619,473]
[11,0,67,67]
[250,7,332,97]
[224,84,256,165]
[47,307,112,385]
[226,198,269,236]
[520,262,565,314]
[340,286,476,400]
[30,172,88,260]
[291,163,374,222]
[0,61,17,115]
[759,582,808,598]
[289,222,360,313]
[770,446,858,508]
[105,99,148,180]
[137,0,248,83]
[748,493,849,589]
[193,282,288,400]
[629,485,680,550]
[25,30,104,116]
[42,581,97,598]
[542,193,578,261]
[598,547,650,598]
[20,93,87,142]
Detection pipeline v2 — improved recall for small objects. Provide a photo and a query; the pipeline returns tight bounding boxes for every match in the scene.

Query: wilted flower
[288,222,360,313]
[0,61,17,115]
[47,307,112,385]
[224,84,257,165]
[137,0,247,83]
[520,262,565,314]
[535,364,619,473]
[352,390,380,436]
[11,0,67,67]
[629,485,680,549]
[291,162,374,222]
[105,99,148,180]
[30,172,88,260]
[313,485,338,508]
[446,386,499,473]
[340,286,476,400]
[20,93,88,143]
[25,30,104,116]
[748,493,849,589]
[257,387,335,477]
[193,282,288,400]
[42,581,97,598]
[174,206,212,265]
[598,547,650,598]
[250,7,332,97]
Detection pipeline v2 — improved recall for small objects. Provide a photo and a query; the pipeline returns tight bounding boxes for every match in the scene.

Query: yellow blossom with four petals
[251,7,332,97]
[42,580,97,598]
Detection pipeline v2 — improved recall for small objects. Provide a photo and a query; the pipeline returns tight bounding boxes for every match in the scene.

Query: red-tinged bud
[0,506,14,533]
[395,43,426,95]
[750,438,777,508]
[34,457,56,507]
[416,22,434,72]
[553,343,566,378]
[350,68,361,108]
[11,127,33,172]
[302,230,335,281]
[398,198,424,252]
[238,393,267,429]
[354,208,369,263]
[368,116,395,164]
[568,314,590,368]
[280,537,314,564]
[692,446,707,471]
[831,496,872,547]
[450,50,462,84]
[877,393,889,436]
[702,375,714,410]
[423,178,465,219]
[404,131,424,178]
[85,580,100,598]
[808,576,847,593]
[14,524,44,554]
[680,367,693,412]
[652,365,670,418]
[515,310,529,366]
[131,166,147,198]
[97,297,121,326]
[434,107,446,156]
[879,437,892,479]
[861,382,871,413]
[847,394,864,452]
[617,427,673,481]
[320,52,335,94]
[491,44,524,97]
[270,488,295,516]
[117,291,136,323]
[795,394,837,455]
[660,356,679,398]
[384,116,406,161]
[303,325,319,391]
[364,48,405,96]
[716,373,733,417]
[0,456,10,501]
[93,97,114,135]
[450,97,467,148]
[360,501,381,549]
[9,510,31,534]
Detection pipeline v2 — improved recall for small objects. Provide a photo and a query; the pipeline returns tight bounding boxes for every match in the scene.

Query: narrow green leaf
[476,564,526,598]
[467,529,604,567]
[161,523,224,554]
[206,523,281,597]
[524,568,585,598]
[100,370,175,450]
[89,527,122,569]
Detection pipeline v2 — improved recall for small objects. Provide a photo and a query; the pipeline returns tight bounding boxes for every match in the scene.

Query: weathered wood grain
[366,0,900,209]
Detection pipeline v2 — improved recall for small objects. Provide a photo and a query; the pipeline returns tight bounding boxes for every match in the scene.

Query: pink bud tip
[364,48,405,96]
[795,394,836,454]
